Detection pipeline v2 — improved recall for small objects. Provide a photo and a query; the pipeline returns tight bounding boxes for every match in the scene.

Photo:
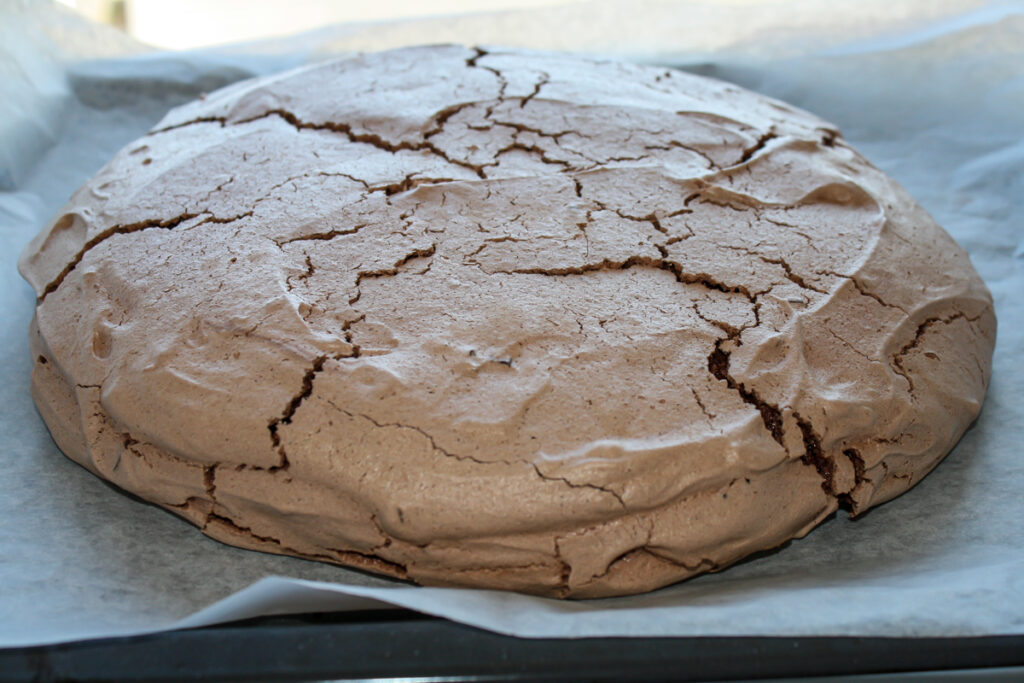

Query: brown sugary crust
[20,46,996,598]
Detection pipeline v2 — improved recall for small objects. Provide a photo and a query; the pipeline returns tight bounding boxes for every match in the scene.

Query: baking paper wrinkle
[1,0,1023,646]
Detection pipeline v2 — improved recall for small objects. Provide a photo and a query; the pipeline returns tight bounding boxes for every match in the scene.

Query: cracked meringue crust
[19,45,995,598]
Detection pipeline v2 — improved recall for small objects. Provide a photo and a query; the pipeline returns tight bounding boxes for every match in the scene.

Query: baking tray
[2,611,1023,682]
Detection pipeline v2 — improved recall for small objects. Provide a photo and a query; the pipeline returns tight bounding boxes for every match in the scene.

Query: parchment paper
[2,0,1022,647]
